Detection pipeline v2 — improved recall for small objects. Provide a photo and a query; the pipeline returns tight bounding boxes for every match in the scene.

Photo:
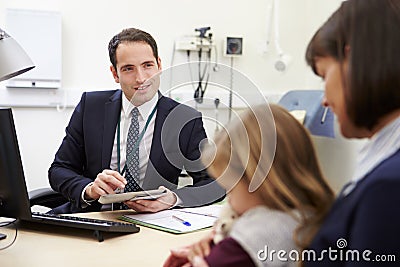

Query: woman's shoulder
[358,148,400,194]
[368,148,400,179]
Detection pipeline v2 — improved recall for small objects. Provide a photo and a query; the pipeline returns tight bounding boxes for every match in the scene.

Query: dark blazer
[305,149,400,266]
[48,90,225,213]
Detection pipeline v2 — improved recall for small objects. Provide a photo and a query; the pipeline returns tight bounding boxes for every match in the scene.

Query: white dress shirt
[341,114,400,196]
[82,92,182,207]
[81,93,157,205]
[109,93,158,186]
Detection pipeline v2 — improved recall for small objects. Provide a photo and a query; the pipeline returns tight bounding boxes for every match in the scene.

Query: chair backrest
[278,90,335,138]
[29,187,68,209]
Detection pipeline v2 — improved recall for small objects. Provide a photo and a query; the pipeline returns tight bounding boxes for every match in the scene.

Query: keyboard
[31,212,140,234]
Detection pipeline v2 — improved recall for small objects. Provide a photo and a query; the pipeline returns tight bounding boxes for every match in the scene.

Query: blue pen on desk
[172,215,191,226]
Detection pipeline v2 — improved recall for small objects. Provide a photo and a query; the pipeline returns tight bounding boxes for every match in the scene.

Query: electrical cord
[208,33,220,72]
[194,33,212,104]
[274,0,283,57]
[212,44,219,71]
[214,98,220,133]
[167,41,178,98]
[194,39,204,103]
[187,50,197,91]
[228,57,234,121]
[0,219,18,250]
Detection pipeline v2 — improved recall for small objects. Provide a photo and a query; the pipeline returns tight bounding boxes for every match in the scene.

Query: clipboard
[119,204,223,234]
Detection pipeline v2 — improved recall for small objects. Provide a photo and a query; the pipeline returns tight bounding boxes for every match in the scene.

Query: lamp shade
[0,28,35,82]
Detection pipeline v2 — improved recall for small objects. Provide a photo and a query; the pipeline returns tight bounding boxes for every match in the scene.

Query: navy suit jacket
[48,90,225,213]
[305,149,400,266]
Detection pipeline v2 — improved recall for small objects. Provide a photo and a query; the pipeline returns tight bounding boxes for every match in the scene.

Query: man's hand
[85,169,126,200]
[124,186,177,212]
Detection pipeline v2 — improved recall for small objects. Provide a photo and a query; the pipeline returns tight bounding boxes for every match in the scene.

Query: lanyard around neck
[117,102,158,175]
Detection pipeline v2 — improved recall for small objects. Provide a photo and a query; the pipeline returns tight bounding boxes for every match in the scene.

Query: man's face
[111,41,162,106]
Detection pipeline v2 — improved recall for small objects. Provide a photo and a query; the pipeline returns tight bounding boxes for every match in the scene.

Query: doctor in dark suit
[48,28,225,214]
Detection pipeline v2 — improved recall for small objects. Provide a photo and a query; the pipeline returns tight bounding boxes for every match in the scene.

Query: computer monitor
[0,108,31,220]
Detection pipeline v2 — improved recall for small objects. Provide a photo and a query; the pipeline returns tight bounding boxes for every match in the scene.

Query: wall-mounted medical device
[272,0,291,72]
[274,53,291,72]
[175,27,212,52]
[223,36,243,57]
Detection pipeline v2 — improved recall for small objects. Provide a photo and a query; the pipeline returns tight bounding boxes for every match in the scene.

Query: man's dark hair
[108,28,159,70]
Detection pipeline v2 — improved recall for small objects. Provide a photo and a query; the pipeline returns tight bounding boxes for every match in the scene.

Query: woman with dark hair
[305,0,400,265]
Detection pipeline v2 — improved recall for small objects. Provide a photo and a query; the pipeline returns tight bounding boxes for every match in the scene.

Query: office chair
[29,187,68,209]
[278,90,334,138]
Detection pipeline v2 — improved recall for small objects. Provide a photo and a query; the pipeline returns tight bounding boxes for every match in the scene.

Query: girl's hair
[202,104,334,249]
[305,0,400,130]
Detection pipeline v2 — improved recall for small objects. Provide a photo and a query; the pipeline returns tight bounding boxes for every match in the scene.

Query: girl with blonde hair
[164,104,334,267]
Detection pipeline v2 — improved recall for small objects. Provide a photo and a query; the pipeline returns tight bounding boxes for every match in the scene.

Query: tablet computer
[98,188,168,204]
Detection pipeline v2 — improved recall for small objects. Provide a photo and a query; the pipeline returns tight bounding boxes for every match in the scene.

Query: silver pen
[321,107,329,124]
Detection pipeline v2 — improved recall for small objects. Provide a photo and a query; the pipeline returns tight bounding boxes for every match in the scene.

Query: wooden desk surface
[0,211,210,266]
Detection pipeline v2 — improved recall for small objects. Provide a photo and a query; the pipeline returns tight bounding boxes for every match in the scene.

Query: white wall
[0,0,357,192]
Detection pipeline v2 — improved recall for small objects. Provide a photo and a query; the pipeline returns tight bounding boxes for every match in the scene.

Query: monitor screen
[0,108,31,220]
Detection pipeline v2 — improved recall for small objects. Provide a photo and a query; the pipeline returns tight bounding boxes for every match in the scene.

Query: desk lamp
[0,28,35,82]
[0,27,34,241]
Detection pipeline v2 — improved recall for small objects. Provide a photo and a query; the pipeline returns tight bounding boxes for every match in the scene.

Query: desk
[0,210,210,267]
